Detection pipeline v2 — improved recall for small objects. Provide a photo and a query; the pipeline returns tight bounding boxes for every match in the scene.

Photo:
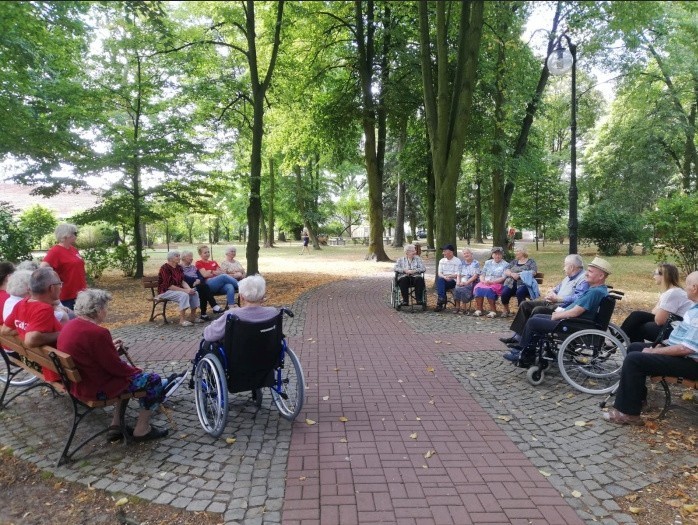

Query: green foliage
[579,204,646,257]
[651,193,698,273]
[81,247,111,283]
[111,244,143,278]
[0,202,33,262]
[18,205,57,250]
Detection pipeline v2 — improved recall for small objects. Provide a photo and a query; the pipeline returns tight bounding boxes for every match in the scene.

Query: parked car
[416,229,427,239]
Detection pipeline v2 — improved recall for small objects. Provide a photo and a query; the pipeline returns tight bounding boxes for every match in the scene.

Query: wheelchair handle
[280,307,294,318]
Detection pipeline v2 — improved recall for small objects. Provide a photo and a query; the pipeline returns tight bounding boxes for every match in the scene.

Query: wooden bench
[0,333,146,467]
[422,248,437,258]
[143,276,240,324]
[329,237,346,246]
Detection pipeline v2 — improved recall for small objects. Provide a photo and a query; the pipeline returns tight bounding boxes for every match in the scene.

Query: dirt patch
[0,449,222,525]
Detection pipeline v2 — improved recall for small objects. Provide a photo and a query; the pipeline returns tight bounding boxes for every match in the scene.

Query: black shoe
[506,341,520,348]
[499,336,518,345]
[502,349,521,363]
[199,314,210,321]
[133,426,168,443]
[434,304,444,312]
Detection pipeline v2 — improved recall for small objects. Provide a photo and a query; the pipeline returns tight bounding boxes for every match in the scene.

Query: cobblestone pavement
[1,275,693,524]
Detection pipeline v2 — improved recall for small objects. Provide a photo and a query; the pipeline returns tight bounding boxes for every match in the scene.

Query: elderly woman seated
[473,247,509,318]
[393,244,426,306]
[180,250,221,321]
[203,274,278,343]
[219,246,246,282]
[500,246,538,317]
[57,289,185,442]
[3,269,72,324]
[157,251,201,327]
[453,248,480,314]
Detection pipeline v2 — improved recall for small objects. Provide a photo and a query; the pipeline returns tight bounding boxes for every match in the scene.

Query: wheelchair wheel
[271,347,305,421]
[558,329,626,395]
[391,280,401,310]
[0,353,39,387]
[194,353,229,438]
[607,322,630,350]
[526,365,545,386]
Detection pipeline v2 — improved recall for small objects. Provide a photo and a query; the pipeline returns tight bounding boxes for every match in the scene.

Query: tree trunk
[426,160,435,248]
[392,118,408,247]
[419,0,485,252]
[266,156,275,248]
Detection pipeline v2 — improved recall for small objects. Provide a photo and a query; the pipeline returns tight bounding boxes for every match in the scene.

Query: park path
[281,277,583,525]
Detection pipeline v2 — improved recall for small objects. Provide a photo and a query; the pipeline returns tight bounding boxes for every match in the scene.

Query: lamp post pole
[547,35,578,255]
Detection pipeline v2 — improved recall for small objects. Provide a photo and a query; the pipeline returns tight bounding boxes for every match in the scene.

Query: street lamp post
[547,35,578,255]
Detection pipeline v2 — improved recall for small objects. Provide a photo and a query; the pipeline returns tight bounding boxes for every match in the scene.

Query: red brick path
[282,277,583,525]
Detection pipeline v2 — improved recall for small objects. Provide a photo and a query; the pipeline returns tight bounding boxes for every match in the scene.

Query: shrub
[650,193,698,274]
[579,205,645,256]
[0,202,33,262]
[111,244,143,277]
[82,247,111,283]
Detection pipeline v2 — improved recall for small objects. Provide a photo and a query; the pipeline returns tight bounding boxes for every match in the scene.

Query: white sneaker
[180,320,193,327]
[212,305,223,313]
[192,317,204,324]
[473,310,482,317]
[486,311,497,319]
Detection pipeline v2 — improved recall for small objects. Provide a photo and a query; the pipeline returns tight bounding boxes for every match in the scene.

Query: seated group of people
[158,245,246,327]
[495,256,697,426]
[395,243,539,317]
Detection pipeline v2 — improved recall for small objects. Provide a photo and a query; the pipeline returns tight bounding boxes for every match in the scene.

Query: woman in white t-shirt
[620,263,694,343]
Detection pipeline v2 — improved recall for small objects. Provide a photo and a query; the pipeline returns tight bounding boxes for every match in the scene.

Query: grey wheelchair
[390,271,427,311]
[190,308,305,437]
[522,292,628,394]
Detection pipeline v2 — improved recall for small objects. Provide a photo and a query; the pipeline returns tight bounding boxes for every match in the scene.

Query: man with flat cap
[502,256,612,367]
[434,244,461,312]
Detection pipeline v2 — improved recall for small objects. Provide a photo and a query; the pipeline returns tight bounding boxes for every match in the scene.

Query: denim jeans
[206,274,238,305]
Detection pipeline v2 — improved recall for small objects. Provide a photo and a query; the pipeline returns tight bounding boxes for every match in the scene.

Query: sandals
[180,320,193,327]
[486,311,498,319]
[106,425,134,443]
[602,408,644,426]
[133,426,169,443]
[473,310,482,317]
[452,308,461,314]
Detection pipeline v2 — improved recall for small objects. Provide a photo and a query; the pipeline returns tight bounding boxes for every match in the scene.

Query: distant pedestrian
[300,230,310,255]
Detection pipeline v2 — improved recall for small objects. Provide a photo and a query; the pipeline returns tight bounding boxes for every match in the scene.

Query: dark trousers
[184,275,217,314]
[398,275,425,303]
[509,300,555,334]
[500,282,530,306]
[614,343,698,415]
[436,277,456,302]
[518,314,561,360]
[620,311,660,343]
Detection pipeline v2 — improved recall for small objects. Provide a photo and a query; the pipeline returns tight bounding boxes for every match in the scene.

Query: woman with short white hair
[393,244,426,306]
[3,270,33,321]
[40,222,87,310]
[220,246,246,281]
[157,251,201,326]
[58,289,184,442]
[203,275,278,343]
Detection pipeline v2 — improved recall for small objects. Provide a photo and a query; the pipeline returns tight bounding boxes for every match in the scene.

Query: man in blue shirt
[500,254,589,345]
[604,271,698,425]
[502,257,612,366]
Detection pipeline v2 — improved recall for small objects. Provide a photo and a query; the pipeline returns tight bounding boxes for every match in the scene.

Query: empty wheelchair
[390,271,427,311]
[191,308,305,438]
[524,292,627,394]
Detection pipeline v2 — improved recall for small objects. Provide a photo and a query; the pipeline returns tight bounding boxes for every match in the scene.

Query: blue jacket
[520,270,540,300]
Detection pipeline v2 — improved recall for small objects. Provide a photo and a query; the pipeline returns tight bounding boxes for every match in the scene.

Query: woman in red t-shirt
[194,245,237,307]
[41,223,87,310]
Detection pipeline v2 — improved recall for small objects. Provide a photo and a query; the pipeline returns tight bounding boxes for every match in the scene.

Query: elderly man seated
[157,251,201,327]
[499,254,589,347]
[434,244,461,312]
[394,244,426,306]
[603,271,698,425]
[502,257,612,367]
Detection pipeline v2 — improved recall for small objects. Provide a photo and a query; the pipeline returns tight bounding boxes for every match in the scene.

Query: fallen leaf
[428,399,435,405]
[469,372,478,377]
[305,418,316,425]
[571,490,582,498]
[666,499,683,508]
[424,450,436,459]
[574,421,587,427]
[339,438,348,443]
[306,338,314,341]
[339,416,348,422]
[496,415,512,422]
[434,340,441,344]
[409,433,418,439]
[422,464,428,469]
[625,494,639,502]
[398,379,403,383]
[299,476,307,481]
[628,506,644,514]
[115,497,128,507]
[682,504,697,513]
[225,437,237,444]
[415,417,421,421]
[682,391,694,401]
[322,395,329,401]
[333,368,340,372]
[539,470,551,477]
[426,366,435,373]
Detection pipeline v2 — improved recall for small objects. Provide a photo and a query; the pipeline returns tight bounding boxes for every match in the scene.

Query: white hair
[181,250,193,258]
[74,289,112,319]
[166,250,181,262]
[6,270,33,297]
[226,246,237,255]
[404,244,415,254]
[55,223,78,242]
[238,274,266,303]
[565,254,584,269]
